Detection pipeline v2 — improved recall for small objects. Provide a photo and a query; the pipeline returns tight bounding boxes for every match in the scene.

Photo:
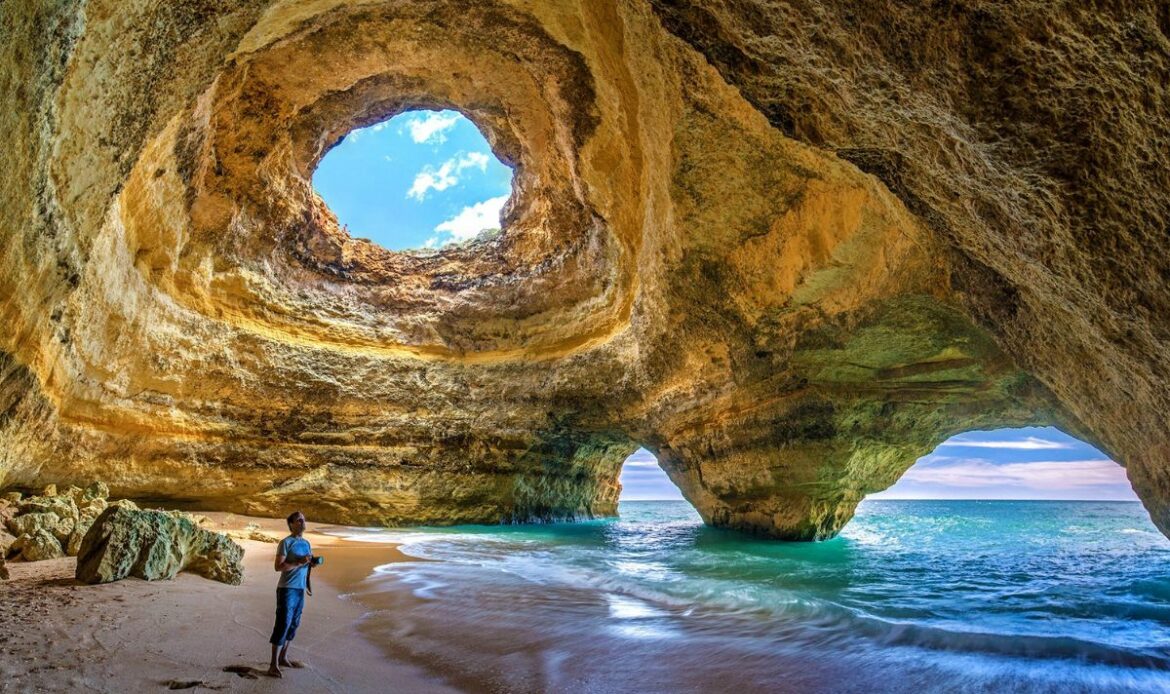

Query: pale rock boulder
[14,528,65,561]
[7,512,61,538]
[17,495,78,526]
[76,506,244,585]
[84,482,110,501]
[8,500,76,543]
[0,528,16,557]
[2,485,104,555]
[49,513,75,544]
[67,498,109,557]
[248,530,277,543]
[66,529,85,557]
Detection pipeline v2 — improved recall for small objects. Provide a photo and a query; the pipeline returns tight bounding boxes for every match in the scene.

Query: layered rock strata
[0,1,1166,539]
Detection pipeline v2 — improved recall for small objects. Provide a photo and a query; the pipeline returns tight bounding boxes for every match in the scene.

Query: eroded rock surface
[4,482,111,559]
[76,506,244,585]
[0,0,1166,539]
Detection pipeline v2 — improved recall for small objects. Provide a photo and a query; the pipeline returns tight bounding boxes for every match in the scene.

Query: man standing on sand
[268,510,314,678]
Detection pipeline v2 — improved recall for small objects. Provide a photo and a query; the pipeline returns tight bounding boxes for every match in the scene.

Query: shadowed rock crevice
[1,0,1165,540]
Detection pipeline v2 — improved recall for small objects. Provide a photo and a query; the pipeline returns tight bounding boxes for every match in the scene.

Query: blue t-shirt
[277,535,312,589]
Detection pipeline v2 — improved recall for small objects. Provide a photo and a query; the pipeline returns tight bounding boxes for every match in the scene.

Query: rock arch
[1,0,1165,540]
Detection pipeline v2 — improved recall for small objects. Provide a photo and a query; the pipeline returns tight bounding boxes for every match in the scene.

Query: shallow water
[337,501,1170,693]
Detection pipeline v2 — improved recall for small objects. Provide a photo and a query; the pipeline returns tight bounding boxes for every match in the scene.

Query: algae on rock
[76,506,244,585]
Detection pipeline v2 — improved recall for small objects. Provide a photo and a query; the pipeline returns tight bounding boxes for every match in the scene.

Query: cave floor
[0,513,454,693]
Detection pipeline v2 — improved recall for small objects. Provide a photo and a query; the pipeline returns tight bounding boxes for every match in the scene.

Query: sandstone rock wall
[1,0,1165,539]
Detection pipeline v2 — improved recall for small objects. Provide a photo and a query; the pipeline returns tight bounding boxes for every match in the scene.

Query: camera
[311,555,324,566]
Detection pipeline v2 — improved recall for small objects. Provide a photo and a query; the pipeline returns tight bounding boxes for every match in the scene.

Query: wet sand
[0,512,458,693]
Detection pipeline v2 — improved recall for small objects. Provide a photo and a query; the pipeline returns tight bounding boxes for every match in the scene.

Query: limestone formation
[227,523,278,544]
[68,497,107,556]
[0,1,1167,540]
[7,513,62,540]
[13,528,65,562]
[1,481,117,559]
[0,528,16,558]
[76,506,244,585]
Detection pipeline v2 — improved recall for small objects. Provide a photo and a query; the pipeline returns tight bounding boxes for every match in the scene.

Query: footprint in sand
[222,665,262,680]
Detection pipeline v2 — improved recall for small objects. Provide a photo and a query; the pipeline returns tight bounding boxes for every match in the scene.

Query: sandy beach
[0,512,458,693]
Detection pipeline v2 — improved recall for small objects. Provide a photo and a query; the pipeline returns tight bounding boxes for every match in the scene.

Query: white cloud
[407,165,457,200]
[433,195,508,243]
[623,448,660,468]
[406,152,492,201]
[460,151,489,171]
[897,458,1126,490]
[938,436,1072,450]
[403,112,460,144]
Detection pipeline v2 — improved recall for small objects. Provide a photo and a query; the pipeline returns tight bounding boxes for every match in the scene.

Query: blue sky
[312,110,512,250]
[619,427,1135,501]
[619,448,685,501]
[867,426,1135,501]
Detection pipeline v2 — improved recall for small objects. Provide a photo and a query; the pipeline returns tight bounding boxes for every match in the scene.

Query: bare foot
[266,665,282,678]
[278,659,305,669]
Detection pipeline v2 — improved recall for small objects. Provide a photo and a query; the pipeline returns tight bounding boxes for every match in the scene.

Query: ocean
[335,500,1170,693]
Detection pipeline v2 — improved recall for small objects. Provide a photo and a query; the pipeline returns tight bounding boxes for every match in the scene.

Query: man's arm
[274,549,311,572]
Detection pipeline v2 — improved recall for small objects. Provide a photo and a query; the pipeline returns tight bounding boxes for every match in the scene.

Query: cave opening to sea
[348,427,1169,693]
[618,447,684,502]
[312,109,514,252]
[866,425,1136,502]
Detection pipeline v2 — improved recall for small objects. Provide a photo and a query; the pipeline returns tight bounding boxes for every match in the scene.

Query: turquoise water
[339,501,1170,693]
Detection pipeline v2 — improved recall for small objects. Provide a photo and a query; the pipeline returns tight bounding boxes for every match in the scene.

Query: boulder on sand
[76,506,244,585]
[14,528,65,561]
[7,512,62,539]
[66,497,109,557]
[1,482,111,559]
[20,493,78,521]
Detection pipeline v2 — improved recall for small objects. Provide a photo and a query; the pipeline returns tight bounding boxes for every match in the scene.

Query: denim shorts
[269,587,305,646]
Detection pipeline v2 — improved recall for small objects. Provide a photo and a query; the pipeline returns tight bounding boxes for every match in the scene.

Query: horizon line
[618,497,1142,502]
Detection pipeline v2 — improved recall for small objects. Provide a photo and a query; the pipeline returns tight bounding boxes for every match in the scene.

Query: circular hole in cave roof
[312,109,513,252]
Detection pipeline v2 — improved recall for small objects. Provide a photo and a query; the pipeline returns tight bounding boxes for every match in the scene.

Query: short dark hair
[286,510,305,526]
